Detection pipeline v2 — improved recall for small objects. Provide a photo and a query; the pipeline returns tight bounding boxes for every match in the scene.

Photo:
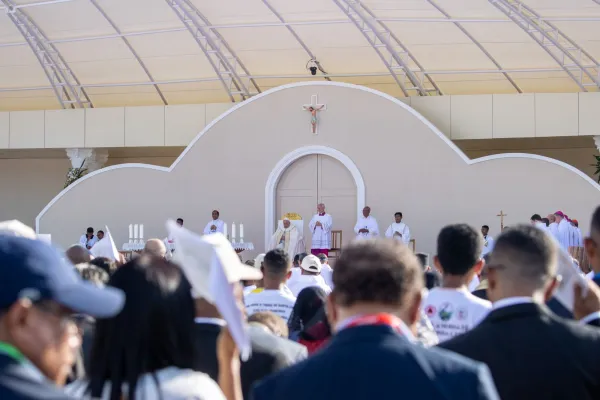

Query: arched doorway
[275,154,357,252]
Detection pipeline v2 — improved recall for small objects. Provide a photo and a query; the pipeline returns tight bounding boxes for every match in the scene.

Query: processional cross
[302,95,326,134]
[497,210,507,231]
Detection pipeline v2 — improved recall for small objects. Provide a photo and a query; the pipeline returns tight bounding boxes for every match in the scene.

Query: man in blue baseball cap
[0,235,125,399]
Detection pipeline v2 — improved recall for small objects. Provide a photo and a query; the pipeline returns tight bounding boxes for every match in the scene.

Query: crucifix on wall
[497,210,507,231]
[302,95,326,134]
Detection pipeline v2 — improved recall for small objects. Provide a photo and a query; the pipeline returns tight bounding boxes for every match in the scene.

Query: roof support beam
[165,0,260,102]
[261,0,330,81]
[1,0,92,108]
[489,0,600,91]
[427,0,522,93]
[89,0,167,105]
[333,0,441,96]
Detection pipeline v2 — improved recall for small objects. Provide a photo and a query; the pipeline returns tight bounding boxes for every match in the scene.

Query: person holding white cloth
[354,206,379,240]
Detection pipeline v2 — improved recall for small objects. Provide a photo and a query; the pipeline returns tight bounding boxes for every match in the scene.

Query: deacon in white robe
[554,211,571,250]
[269,218,306,258]
[480,225,494,257]
[385,212,411,246]
[354,206,379,240]
[309,203,333,257]
[203,210,225,235]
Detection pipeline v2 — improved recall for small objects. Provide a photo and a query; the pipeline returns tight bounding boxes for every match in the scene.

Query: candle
[134,224,139,239]
[129,224,133,239]
[240,223,244,240]
[140,224,144,239]
[232,223,236,242]
[223,223,228,239]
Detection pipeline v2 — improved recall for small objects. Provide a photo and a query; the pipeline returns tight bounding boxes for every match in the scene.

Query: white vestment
[575,227,584,247]
[354,216,379,240]
[203,219,224,235]
[268,223,305,258]
[534,221,548,232]
[385,222,411,245]
[556,219,571,250]
[549,222,559,238]
[481,235,494,257]
[309,213,333,249]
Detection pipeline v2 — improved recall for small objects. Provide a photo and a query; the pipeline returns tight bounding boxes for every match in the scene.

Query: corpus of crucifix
[36,82,600,259]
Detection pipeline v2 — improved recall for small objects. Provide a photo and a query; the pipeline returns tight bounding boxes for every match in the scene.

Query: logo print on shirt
[425,305,436,317]
[457,307,468,321]
[438,302,453,321]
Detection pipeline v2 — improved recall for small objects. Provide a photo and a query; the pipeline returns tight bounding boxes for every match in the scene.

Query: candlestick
[223,223,228,239]
[240,223,244,242]
[232,223,236,243]
[134,224,139,239]
[140,224,144,239]
[129,224,133,239]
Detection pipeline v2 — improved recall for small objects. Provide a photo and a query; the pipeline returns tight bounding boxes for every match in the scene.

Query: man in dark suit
[0,235,124,399]
[192,292,307,399]
[251,239,499,400]
[439,225,600,400]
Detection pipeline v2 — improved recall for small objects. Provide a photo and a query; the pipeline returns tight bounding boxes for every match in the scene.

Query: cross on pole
[302,95,326,134]
[497,210,507,231]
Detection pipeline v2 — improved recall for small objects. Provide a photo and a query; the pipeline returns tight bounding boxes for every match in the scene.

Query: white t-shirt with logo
[244,288,297,322]
[422,287,492,343]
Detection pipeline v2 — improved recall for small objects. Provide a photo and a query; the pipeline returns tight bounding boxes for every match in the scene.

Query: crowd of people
[1,204,600,399]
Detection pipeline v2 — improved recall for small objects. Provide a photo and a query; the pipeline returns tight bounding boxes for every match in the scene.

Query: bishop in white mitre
[269,217,306,258]
[309,203,333,257]
[203,209,225,235]
[354,206,379,240]
[385,212,411,245]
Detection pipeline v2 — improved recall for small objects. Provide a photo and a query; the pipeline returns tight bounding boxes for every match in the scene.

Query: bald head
[143,238,167,258]
[487,224,557,300]
[547,214,556,223]
[66,245,93,265]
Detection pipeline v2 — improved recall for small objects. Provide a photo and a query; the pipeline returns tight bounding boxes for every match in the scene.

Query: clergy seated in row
[287,255,332,297]
[269,217,305,258]
[384,212,411,246]
[203,210,225,235]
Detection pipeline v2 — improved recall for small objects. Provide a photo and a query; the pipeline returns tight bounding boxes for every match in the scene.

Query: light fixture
[306,59,318,76]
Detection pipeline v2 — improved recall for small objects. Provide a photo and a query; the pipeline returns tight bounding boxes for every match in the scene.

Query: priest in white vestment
[269,217,306,258]
[531,214,548,231]
[354,206,379,240]
[309,203,333,257]
[572,219,584,246]
[385,212,411,246]
[547,214,559,238]
[480,225,494,257]
[167,217,184,245]
[554,211,572,250]
[203,210,225,235]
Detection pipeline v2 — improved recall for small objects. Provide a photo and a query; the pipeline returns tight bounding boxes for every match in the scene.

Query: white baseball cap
[254,253,265,269]
[301,254,322,273]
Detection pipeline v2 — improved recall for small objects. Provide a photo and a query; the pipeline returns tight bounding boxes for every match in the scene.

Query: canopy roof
[1,0,599,111]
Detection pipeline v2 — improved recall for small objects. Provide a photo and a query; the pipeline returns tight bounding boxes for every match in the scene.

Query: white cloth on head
[385,222,411,245]
[422,287,491,343]
[481,235,494,256]
[287,274,331,297]
[269,220,305,257]
[203,219,225,235]
[354,216,379,240]
[79,234,98,249]
[244,287,297,322]
[309,213,333,250]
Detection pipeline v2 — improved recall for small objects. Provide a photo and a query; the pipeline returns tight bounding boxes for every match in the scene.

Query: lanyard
[0,342,25,363]
[338,313,405,335]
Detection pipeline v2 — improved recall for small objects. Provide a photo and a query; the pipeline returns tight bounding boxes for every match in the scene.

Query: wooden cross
[497,210,507,230]
[302,95,326,134]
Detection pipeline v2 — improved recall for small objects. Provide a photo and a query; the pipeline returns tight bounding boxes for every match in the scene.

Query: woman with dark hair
[287,287,331,355]
[67,256,231,400]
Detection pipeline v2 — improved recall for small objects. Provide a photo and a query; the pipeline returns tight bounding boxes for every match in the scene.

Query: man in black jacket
[439,225,600,400]
[192,290,307,398]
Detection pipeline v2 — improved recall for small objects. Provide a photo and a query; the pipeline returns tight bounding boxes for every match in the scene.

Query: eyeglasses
[33,300,84,331]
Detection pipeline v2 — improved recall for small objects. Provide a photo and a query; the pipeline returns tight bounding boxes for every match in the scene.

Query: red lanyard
[340,313,405,335]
